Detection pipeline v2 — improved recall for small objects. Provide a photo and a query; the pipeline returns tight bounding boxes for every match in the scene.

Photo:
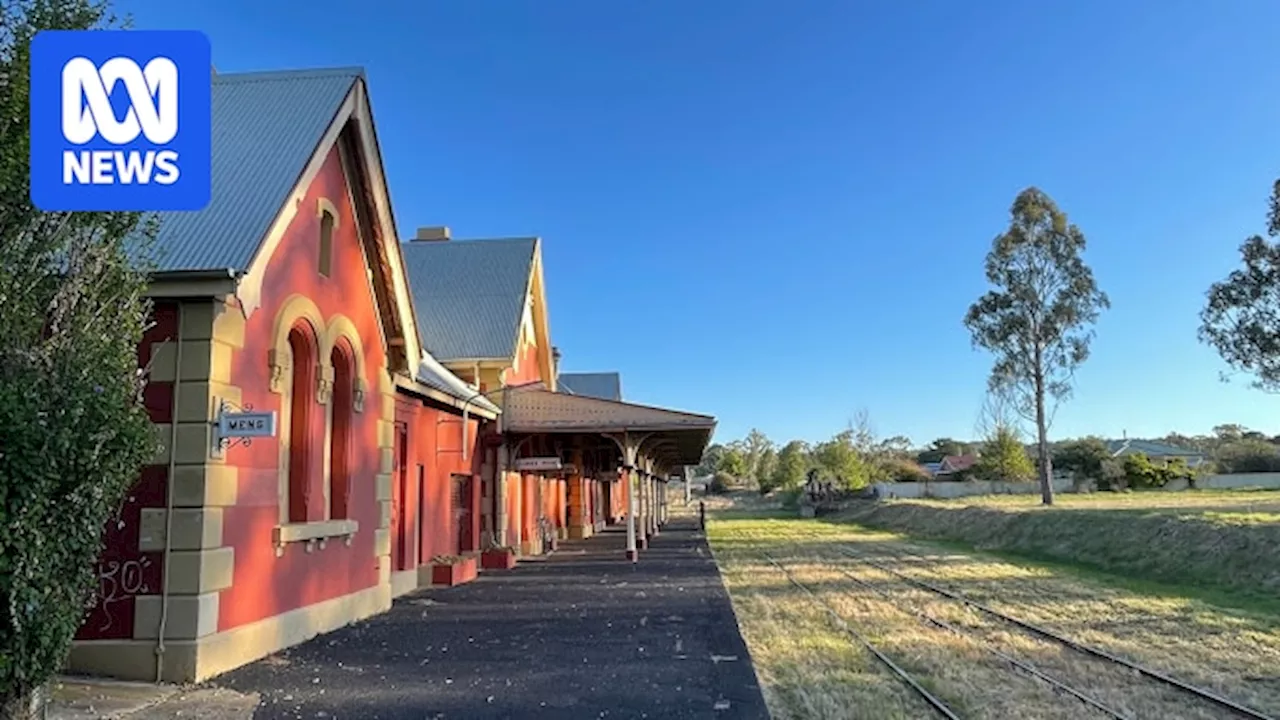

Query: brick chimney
[413,226,451,242]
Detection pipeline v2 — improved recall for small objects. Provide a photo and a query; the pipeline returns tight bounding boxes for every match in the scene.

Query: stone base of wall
[568,525,593,540]
[67,583,391,684]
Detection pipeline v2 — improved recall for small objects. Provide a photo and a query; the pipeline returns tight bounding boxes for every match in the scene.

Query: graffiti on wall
[92,556,153,632]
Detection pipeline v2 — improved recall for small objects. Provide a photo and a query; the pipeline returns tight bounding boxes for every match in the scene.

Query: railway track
[824,555,1132,718]
[836,545,1278,720]
[756,551,962,719]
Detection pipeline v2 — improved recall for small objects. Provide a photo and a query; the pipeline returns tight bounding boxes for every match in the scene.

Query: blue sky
[117,0,1280,446]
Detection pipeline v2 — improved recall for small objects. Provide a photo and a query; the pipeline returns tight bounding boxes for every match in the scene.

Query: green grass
[833,489,1280,603]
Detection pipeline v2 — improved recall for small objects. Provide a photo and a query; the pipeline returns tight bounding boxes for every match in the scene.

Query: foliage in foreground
[0,0,158,708]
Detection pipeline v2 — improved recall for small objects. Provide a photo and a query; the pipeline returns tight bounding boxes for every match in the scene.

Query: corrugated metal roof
[558,372,622,401]
[145,67,361,272]
[503,385,714,466]
[416,354,499,414]
[1107,439,1205,458]
[399,238,538,361]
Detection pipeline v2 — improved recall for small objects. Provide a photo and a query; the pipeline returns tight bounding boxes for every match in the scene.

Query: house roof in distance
[557,372,622,401]
[1107,439,1206,457]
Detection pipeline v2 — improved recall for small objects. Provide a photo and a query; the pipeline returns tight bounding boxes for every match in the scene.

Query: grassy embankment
[708,511,1280,720]
[833,488,1280,608]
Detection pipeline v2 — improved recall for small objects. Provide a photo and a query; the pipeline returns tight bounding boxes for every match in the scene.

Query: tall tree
[1200,180,1280,392]
[717,443,748,479]
[770,440,810,491]
[974,426,1035,483]
[812,429,868,490]
[0,1,159,714]
[741,428,774,483]
[973,391,1034,483]
[964,187,1110,505]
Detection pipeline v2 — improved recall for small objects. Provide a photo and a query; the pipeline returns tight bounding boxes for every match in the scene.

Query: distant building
[1106,438,1208,468]
[937,454,978,477]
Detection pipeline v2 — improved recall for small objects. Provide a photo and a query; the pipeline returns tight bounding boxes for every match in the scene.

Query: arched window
[287,324,317,523]
[329,340,355,520]
[318,210,335,277]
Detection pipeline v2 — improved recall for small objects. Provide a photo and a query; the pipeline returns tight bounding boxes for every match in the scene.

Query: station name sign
[218,410,277,438]
[514,456,563,472]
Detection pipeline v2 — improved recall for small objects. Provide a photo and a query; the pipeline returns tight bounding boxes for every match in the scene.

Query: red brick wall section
[76,302,177,640]
[217,145,386,632]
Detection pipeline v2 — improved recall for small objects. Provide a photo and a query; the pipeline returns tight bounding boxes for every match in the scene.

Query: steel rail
[839,547,1278,720]
[756,551,961,720]
[826,560,1131,719]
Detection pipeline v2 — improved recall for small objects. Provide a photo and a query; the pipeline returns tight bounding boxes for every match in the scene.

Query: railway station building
[65,65,714,685]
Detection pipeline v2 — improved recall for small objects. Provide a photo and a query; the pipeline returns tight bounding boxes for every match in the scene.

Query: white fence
[871,472,1280,500]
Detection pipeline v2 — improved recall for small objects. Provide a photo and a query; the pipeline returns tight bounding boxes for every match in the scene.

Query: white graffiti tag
[94,557,152,632]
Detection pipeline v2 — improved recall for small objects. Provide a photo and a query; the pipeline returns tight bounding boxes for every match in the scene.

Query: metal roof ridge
[213,67,366,84]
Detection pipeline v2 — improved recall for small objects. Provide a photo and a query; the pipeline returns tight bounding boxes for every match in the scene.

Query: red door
[392,423,411,571]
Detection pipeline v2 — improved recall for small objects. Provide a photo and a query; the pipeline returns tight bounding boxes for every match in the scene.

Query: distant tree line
[698,419,1280,496]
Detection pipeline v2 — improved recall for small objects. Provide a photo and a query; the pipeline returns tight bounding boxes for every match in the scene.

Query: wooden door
[392,422,411,571]
[451,474,472,553]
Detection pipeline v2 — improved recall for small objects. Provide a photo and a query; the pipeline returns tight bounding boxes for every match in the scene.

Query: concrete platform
[215,518,768,719]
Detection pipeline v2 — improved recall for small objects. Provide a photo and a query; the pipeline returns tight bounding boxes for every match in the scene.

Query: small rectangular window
[319,211,335,277]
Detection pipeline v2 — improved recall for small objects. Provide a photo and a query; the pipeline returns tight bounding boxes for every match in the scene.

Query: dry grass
[710,514,1280,720]
[914,488,1280,516]
[835,491,1280,597]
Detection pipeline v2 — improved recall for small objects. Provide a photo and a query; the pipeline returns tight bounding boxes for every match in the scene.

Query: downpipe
[154,304,184,683]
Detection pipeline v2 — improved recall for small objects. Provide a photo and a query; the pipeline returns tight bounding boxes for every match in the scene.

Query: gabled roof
[502,384,715,468]
[140,66,489,415]
[400,238,539,362]
[939,454,977,473]
[147,68,364,273]
[1107,439,1206,458]
[557,372,622,401]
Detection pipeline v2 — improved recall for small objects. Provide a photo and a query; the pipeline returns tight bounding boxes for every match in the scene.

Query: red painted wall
[76,304,177,640]
[217,145,386,631]
[412,404,481,562]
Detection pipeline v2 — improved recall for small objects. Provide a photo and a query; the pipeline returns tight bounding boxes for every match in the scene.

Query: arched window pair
[281,322,358,524]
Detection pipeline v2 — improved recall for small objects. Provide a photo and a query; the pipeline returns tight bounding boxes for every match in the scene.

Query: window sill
[273,519,359,556]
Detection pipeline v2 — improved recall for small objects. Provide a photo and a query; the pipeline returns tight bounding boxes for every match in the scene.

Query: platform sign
[515,456,562,472]
[218,411,277,438]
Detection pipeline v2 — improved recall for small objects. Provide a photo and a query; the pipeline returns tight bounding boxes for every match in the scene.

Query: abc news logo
[29,30,211,212]
[62,56,180,186]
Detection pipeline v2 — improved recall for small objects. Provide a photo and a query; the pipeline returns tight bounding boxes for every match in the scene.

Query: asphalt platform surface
[215,517,770,720]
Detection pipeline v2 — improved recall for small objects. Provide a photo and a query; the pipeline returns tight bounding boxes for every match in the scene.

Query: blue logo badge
[29,30,211,212]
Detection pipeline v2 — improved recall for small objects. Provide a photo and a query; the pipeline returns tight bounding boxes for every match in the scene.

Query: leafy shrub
[708,472,733,495]
[779,488,803,509]
[0,1,158,706]
[883,458,931,483]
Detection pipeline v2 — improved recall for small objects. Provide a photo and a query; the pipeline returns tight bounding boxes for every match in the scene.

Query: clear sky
[116,0,1280,447]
